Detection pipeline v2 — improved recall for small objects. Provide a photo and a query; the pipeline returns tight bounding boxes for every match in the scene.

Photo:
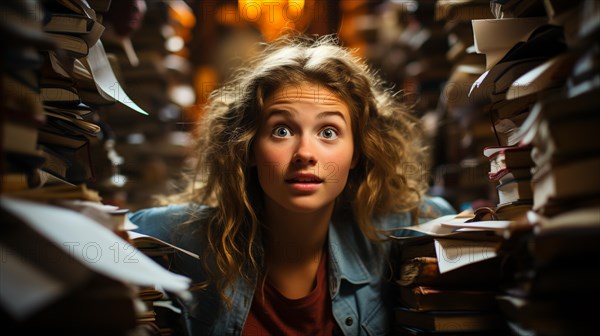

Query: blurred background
[4,0,597,216]
[92,0,495,212]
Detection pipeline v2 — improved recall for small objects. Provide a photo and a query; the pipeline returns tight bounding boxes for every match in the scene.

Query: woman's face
[252,82,357,215]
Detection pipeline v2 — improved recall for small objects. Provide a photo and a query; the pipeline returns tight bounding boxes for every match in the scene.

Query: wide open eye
[272,126,292,138]
[319,127,338,140]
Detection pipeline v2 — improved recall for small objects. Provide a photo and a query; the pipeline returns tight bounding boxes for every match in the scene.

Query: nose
[292,137,317,166]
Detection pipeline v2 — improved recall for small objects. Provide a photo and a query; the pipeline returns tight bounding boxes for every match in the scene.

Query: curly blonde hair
[178,33,428,306]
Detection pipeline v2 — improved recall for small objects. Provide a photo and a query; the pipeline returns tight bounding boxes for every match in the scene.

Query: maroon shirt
[242,250,340,335]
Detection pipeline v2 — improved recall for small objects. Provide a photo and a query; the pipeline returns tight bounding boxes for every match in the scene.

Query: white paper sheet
[0,244,67,319]
[84,40,148,115]
[1,197,190,294]
[434,239,500,273]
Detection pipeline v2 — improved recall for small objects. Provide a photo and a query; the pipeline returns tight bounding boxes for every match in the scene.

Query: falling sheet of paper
[84,39,148,115]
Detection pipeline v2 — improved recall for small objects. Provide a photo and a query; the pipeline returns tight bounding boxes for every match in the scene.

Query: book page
[434,239,500,273]
[399,214,474,237]
[85,39,149,115]
[0,243,67,320]
[0,197,190,295]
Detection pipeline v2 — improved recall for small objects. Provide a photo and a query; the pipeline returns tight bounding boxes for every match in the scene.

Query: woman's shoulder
[379,196,456,235]
[128,203,211,241]
[416,196,456,222]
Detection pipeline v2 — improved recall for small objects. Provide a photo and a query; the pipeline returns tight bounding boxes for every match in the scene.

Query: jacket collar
[327,218,372,297]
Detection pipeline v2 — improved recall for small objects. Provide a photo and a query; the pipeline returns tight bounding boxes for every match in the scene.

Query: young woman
[129,33,455,335]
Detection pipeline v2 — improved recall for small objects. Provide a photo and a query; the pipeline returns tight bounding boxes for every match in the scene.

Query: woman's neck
[262,203,333,267]
[261,202,333,299]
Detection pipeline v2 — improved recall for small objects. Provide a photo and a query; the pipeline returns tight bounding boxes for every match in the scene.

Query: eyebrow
[266,109,348,123]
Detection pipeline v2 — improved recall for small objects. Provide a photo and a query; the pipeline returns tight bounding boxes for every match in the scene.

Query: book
[1,173,29,192]
[45,102,94,118]
[493,59,547,96]
[55,0,99,18]
[531,157,600,210]
[45,32,90,58]
[394,323,507,336]
[488,167,531,183]
[0,0,56,51]
[471,17,547,70]
[87,0,113,13]
[490,92,537,122]
[39,144,71,178]
[394,306,506,332]
[470,24,567,104]
[530,206,600,268]
[397,286,499,312]
[496,294,595,335]
[529,113,600,167]
[38,128,89,149]
[31,168,77,188]
[490,0,547,18]
[4,183,102,202]
[43,12,95,34]
[494,201,532,221]
[41,85,82,106]
[397,256,504,288]
[484,145,534,175]
[45,110,101,137]
[0,196,192,329]
[43,143,96,183]
[396,230,502,263]
[435,0,494,22]
[496,178,533,205]
[506,51,578,100]
[2,74,45,123]
[2,120,40,156]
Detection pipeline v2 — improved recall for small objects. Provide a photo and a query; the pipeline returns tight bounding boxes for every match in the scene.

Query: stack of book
[4,0,149,229]
[461,1,573,222]
[477,1,600,335]
[128,230,201,335]
[0,196,192,334]
[1,1,193,333]
[483,144,535,220]
[391,215,511,335]
[419,0,495,210]
[1,0,55,194]
[88,0,196,210]
[498,207,599,335]
[492,1,600,335]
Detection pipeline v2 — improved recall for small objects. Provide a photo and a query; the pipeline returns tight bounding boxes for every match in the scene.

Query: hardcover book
[397,286,499,312]
[395,306,506,332]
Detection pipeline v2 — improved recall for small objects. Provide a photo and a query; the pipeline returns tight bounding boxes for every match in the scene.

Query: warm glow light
[165,35,185,52]
[169,85,196,107]
[168,0,196,29]
[238,0,306,40]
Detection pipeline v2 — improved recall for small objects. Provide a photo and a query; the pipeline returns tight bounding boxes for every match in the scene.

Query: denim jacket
[128,196,455,335]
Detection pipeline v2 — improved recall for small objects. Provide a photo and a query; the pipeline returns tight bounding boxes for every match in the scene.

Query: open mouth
[285,175,323,183]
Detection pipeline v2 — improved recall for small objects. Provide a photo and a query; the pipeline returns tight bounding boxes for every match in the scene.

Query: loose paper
[434,239,500,273]
[1,197,190,293]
